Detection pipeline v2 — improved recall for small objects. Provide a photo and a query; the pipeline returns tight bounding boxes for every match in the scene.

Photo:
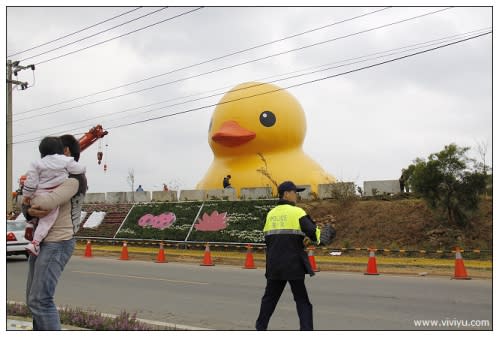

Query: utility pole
[6,60,33,215]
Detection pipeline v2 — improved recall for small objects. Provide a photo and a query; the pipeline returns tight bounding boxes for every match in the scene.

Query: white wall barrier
[83,179,403,203]
[179,189,206,201]
[151,190,178,202]
[296,185,312,200]
[240,187,273,199]
[126,191,151,203]
[106,192,127,203]
[84,193,106,203]
[363,180,400,196]
[318,183,355,199]
[205,188,237,201]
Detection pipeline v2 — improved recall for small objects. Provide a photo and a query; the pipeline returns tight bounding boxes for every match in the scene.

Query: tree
[400,164,415,192]
[475,139,490,175]
[405,144,487,227]
[474,140,492,197]
[256,153,279,194]
[127,169,135,202]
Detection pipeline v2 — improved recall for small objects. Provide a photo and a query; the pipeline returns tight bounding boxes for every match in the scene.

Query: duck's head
[208,82,307,157]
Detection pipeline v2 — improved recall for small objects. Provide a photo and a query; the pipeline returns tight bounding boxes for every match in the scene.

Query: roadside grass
[74,243,492,278]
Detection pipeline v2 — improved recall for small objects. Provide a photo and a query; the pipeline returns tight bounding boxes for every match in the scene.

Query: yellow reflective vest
[262,202,321,279]
[263,204,320,244]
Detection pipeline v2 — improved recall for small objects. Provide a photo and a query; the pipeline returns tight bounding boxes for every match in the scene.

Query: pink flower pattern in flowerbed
[194,211,228,231]
[138,212,176,230]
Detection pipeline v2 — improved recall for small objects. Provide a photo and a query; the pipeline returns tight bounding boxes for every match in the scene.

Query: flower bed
[7,302,160,330]
[78,203,134,238]
[116,199,278,243]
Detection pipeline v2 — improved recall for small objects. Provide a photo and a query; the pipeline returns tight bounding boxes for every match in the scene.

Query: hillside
[71,197,493,253]
[302,197,492,252]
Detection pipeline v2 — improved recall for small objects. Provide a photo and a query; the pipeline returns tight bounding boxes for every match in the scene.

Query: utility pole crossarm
[7,79,28,86]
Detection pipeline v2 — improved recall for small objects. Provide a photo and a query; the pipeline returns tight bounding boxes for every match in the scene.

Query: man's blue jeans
[26,238,75,330]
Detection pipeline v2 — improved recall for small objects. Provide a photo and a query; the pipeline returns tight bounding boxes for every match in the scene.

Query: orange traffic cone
[119,241,129,260]
[452,247,471,280]
[200,243,214,266]
[84,240,93,258]
[308,247,319,272]
[364,249,379,275]
[155,242,167,263]
[243,244,256,269]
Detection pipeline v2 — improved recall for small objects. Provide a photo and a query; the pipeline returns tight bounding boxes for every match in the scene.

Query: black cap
[278,181,305,195]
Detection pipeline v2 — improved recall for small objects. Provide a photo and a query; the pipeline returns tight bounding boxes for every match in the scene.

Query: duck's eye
[259,111,276,127]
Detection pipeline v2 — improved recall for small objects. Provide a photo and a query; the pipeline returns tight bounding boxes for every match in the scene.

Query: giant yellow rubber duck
[197,82,335,194]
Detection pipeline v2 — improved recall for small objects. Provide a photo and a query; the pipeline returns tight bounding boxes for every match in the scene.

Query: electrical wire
[30,7,203,66]
[18,7,168,62]
[15,7,392,115]
[107,31,493,130]
[8,7,143,57]
[14,7,452,122]
[11,30,490,146]
[13,27,489,139]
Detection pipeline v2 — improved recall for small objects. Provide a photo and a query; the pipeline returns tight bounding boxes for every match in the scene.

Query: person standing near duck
[222,175,232,188]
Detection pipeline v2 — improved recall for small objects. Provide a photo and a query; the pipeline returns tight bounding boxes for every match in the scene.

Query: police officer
[256,181,320,331]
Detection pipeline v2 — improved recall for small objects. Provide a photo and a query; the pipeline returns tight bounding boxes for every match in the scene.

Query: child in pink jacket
[22,136,85,256]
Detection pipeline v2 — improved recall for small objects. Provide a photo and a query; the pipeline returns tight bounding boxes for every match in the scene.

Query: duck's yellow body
[197,82,335,194]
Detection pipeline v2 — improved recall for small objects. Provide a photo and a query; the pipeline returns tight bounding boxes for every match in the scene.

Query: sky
[5,5,493,194]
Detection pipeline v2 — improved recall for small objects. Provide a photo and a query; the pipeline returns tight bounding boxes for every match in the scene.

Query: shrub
[7,303,159,330]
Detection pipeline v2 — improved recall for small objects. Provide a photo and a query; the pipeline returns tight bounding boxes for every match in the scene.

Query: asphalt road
[6,256,492,330]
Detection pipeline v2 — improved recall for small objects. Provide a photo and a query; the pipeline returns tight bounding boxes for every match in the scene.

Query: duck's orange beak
[212,120,256,147]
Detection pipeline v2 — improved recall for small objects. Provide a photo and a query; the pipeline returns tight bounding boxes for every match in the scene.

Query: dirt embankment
[300,197,492,251]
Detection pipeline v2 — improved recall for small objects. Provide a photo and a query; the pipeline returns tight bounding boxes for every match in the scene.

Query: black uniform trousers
[255,278,313,330]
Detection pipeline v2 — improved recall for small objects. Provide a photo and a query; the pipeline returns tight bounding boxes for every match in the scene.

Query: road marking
[72,270,209,285]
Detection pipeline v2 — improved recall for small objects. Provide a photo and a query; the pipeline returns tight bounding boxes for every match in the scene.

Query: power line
[11,30,490,145]
[100,28,492,124]
[107,31,492,130]
[31,7,204,66]
[13,27,489,139]
[14,7,452,122]
[8,7,143,57]
[18,7,168,62]
[15,7,391,115]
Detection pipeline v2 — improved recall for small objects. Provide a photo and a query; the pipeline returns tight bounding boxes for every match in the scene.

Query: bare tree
[475,140,491,197]
[475,139,490,174]
[127,168,135,202]
[168,178,181,191]
[256,153,279,195]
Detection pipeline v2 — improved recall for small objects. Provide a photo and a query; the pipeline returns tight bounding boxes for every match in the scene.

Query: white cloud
[5,6,492,194]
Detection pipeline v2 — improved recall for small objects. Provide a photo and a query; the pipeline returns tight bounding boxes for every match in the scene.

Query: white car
[7,220,29,259]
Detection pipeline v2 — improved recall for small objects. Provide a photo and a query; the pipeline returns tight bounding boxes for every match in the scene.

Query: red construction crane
[17,125,109,191]
[78,124,108,153]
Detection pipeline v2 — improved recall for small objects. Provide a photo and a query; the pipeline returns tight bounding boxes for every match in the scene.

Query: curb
[7,318,32,331]
[6,301,208,331]
[7,316,88,330]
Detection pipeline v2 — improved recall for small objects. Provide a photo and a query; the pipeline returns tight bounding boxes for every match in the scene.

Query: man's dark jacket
[264,199,318,280]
